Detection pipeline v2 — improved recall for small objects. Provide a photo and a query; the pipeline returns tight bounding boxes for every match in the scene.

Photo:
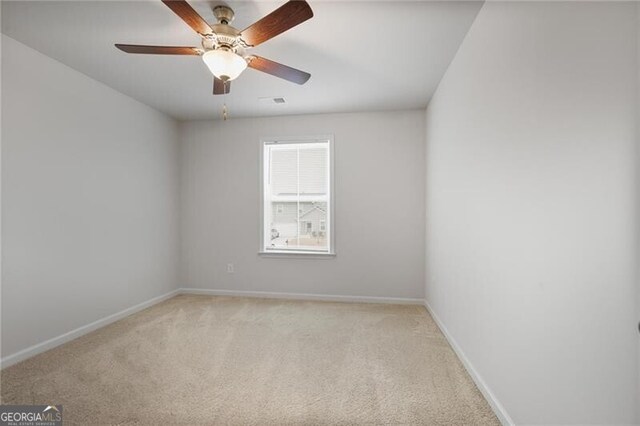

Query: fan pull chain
[222,81,229,121]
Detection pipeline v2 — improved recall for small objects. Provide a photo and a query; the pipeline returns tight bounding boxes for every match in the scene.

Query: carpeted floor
[1,295,499,425]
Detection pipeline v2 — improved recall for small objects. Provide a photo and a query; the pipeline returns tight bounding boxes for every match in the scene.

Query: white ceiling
[1,1,482,120]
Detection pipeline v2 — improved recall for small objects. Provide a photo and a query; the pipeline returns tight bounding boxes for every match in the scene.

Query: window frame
[258,135,335,257]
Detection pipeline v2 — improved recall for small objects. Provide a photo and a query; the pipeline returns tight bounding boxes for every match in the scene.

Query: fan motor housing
[202,22,243,53]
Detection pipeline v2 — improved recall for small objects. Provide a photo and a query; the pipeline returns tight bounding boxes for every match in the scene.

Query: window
[261,136,334,254]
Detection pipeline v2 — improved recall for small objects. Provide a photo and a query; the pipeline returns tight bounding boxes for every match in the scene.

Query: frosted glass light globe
[202,49,248,81]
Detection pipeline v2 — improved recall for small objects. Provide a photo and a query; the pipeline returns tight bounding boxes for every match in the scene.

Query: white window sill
[258,251,336,259]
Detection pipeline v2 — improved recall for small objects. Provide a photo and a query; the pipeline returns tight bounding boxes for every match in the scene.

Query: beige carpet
[1,295,499,425]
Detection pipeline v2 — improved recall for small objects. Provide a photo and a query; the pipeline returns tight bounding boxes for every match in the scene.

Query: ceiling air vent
[258,97,286,105]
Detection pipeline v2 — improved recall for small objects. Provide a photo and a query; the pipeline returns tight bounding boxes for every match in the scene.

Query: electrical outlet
[227,263,234,273]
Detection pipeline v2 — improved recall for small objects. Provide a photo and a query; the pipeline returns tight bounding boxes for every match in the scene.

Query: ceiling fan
[115,0,313,95]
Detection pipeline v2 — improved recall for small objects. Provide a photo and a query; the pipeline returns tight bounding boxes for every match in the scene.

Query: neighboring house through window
[260,136,334,254]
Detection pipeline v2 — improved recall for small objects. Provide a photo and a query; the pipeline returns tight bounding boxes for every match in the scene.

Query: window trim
[258,135,335,256]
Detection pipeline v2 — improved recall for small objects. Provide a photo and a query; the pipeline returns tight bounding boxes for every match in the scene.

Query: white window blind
[261,137,333,254]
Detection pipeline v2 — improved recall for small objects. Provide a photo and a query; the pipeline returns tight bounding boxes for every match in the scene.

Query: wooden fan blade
[248,56,310,85]
[115,44,201,55]
[240,0,313,47]
[161,0,214,36]
[213,77,231,95]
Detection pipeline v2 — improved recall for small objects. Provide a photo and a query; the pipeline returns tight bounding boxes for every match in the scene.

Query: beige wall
[1,36,181,359]
[180,111,425,299]
[424,2,639,424]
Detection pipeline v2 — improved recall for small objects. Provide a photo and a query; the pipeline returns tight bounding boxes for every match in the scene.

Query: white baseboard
[0,289,180,369]
[179,287,425,305]
[423,300,514,426]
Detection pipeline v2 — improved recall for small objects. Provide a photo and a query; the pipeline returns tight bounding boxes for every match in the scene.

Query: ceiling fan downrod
[212,5,234,25]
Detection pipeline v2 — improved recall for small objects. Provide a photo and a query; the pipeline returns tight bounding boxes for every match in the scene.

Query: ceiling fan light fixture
[116,0,314,95]
[202,49,247,81]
